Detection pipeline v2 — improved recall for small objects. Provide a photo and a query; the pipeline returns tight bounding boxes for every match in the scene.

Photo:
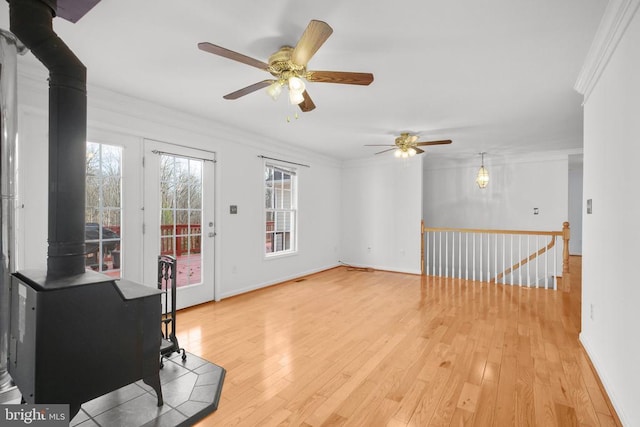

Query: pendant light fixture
[476,152,489,189]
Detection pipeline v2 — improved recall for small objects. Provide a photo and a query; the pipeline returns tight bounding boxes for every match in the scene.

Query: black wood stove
[9,271,163,418]
[5,0,164,419]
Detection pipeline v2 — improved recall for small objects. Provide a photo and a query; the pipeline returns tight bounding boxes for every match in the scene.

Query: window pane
[161,180,175,208]
[176,209,189,226]
[161,236,174,255]
[160,154,204,287]
[160,156,175,182]
[265,233,274,253]
[265,187,273,209]
[265,163,297,256]
[86,177,100,209]
[101,145,121,176]
[161,209,175,226]
[85,142,122,278]
[102,177,121,208]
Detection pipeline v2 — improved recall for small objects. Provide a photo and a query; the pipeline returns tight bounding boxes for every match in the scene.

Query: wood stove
[9,271,163,418]
[6,0,164,419]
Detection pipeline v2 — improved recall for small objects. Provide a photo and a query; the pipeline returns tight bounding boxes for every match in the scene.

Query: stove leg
[70,403,81,421]
[143,374,163,406]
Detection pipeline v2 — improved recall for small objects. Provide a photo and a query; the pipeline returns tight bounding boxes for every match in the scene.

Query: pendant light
[476,152,489,189]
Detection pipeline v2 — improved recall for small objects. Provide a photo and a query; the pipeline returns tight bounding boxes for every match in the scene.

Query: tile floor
[69,352,225,427]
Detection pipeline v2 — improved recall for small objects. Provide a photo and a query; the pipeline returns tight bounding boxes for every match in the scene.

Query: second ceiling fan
[198,20,374,112]
[366,133,453,158]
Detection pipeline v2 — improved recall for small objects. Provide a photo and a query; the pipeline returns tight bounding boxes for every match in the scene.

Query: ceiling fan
[197,20,374,112]
[365,133,453,158]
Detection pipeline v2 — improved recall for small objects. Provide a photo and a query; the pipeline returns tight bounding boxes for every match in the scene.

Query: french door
[143,140,216,309]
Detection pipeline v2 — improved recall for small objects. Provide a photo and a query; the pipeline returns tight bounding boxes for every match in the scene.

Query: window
[159,154,203,286]
[265,163,297,256]
[85,142,122,277]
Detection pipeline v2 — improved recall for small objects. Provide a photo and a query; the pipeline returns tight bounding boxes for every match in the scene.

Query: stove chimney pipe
[9,0,87,278]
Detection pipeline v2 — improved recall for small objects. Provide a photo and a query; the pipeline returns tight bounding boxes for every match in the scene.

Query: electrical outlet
[367,247,372,253]
[590,303,595,320]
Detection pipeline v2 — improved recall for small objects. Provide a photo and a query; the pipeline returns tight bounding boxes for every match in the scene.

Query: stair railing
[421,221,571,291]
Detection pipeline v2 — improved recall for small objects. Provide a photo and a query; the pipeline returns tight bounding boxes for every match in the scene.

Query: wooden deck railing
[421,221,571,291]
[160,224,201,256]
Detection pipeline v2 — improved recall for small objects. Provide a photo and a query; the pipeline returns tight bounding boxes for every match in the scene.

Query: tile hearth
[69,352,225,427]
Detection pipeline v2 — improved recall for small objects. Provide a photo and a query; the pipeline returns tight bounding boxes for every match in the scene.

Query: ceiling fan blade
[414,147,425,154]
[415,139,453,146]
[291,20,333,66]
[375,148,396,155]
[307,70,374,86]
[223,80,275,100]
[198,42,269,70]
[298,90,316,112]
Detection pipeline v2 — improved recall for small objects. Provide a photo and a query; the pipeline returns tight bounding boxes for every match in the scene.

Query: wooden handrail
[421,221,571,291]
[422,225,563,237]
[493,235,556,283]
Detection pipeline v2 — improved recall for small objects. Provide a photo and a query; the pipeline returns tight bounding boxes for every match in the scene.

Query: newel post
[421,220,425,275]
[562,221,571,292]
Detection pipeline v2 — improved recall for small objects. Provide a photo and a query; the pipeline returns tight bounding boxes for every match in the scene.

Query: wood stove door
[143,140,216,309]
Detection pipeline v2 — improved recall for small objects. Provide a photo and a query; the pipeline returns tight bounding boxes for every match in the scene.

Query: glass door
[144,140,215,308]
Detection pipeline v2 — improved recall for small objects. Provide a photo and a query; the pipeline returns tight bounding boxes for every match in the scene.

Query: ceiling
[0,0,606,161]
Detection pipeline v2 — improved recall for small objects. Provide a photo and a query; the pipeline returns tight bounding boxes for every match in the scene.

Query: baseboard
[218,263,341,300]
[579,334,626,426]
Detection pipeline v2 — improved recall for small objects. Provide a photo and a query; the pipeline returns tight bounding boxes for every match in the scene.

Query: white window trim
[263,161,298,258]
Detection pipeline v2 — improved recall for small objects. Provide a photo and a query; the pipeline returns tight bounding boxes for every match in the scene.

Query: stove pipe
[9,0,87,278]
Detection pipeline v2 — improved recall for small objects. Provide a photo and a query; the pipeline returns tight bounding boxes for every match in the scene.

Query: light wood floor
[178,256,619,426]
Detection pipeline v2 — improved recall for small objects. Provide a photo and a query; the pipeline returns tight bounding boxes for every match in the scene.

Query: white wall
[422,154,569,231]
[15,64,342,301]
[568,157,583,255]
[340,156,423,274]
[580,5,640,425]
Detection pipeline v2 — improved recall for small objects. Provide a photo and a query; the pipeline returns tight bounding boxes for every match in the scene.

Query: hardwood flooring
[177,256,619,426]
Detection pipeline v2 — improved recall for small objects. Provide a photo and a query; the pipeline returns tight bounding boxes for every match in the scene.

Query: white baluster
[535,235,539,287]
[440,232,443,277]
[479,234,483,282]
[465,232,469,280]
[527,235,531,287]
[445,231,449,278]
[554,239,557,290]
[472,233,476,281]
[459,232,462,278]
[518,235,522,286]
[493,234,498,283]
[545,236,549,288]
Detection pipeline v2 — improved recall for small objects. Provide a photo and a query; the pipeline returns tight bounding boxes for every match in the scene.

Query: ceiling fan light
[266,81,282,100]
[288,76,306,92]
[394,149,402,158]
[289,89,305,105]
[408,148,417,156]
[401,151,409,158]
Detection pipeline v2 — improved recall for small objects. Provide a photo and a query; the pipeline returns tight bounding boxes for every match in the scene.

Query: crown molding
[14,60,341,168]
[575,0,640,102]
